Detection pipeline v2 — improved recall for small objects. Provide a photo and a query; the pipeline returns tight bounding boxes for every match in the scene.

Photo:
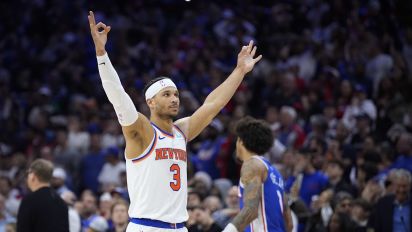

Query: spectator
[368,169,412,232]
[277,106,306,149]
[327,212,356,232]
[188,206,222,232]
[212,186,239,228]
[0,194,15,232]
[325,160,354,195]
[107,200,129,232]
[17,159,69,232]
[351,198,371,232]
[61,191,81,232]
[285,150,329,207]
[99,192,113,221]
[80,133,105,194]
[97,147,126,192]
[0,177,21,218]
[87,216,108,232]
[52,167,70,195]
[79,190,100,231]
[191,119,225,180]
[202,196,222,214]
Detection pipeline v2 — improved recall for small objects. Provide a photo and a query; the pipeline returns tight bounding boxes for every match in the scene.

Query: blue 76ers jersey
[239,156,286,232]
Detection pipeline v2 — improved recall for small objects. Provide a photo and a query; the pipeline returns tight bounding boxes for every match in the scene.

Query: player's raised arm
[175,40,262,141]
[223,158,265,232]
[88,11,153,157]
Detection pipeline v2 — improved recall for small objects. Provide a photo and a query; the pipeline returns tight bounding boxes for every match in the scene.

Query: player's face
[151,87,180,119]
[235,137,244,161]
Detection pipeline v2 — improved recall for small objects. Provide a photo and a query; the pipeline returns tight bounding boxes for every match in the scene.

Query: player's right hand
[88,11,111,56]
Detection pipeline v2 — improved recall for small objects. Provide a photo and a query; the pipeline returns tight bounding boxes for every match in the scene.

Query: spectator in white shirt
[97,147,126,192]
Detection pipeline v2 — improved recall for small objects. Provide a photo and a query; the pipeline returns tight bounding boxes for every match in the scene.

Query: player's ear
[146,98,155,108]
[236,137,243,146]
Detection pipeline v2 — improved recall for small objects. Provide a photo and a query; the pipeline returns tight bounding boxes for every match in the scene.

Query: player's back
[125,123,188,223]
[239,156,286,232]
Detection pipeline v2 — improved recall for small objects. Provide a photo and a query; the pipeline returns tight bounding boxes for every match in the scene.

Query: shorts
[126,222,188,232]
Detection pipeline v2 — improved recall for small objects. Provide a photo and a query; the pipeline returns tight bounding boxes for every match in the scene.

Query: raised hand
[236,40,262,74]
[88,11,111,56]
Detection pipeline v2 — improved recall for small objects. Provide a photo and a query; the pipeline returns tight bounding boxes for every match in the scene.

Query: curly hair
[235,116,274,155]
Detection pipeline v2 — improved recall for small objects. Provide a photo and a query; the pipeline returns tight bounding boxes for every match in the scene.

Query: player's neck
[242,152,258,162]
[150,115,174,133]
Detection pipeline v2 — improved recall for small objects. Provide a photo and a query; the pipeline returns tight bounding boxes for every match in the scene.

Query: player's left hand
[236,40,262,74]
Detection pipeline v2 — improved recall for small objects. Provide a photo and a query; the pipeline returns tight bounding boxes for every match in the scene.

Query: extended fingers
[253,54,263,63]
[250,46,257,57]
[88,11,96,26]
[246,40,254,53]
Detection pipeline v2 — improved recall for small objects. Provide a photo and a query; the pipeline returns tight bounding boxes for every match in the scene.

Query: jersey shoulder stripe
[132,128,158,163]
[252,156,269,170]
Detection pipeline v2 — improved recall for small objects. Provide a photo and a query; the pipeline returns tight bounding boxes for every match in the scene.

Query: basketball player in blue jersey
[223,117,293,232]
[87,11,262,232]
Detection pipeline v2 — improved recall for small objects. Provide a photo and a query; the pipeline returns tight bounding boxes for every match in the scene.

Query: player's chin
[167,110,179,119]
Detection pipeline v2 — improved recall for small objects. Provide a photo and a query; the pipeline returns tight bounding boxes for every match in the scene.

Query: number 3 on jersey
[170,164,181,191]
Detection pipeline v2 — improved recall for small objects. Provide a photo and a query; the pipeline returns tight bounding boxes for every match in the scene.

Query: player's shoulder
[241,156,267,176]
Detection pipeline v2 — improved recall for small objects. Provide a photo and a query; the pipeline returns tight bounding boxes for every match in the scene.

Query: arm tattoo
[232,159,264,231]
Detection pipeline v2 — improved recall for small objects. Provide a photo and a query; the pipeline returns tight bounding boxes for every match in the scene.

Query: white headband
[145,78,177,100]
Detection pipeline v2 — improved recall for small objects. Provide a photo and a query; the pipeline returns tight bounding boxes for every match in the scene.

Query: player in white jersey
[223,117,293,232]
[87,11,262,231]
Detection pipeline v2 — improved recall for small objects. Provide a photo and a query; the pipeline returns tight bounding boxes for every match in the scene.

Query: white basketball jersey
[125,122,188,223]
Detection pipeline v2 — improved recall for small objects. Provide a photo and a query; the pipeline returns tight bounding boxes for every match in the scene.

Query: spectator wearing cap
[99,192,113,221]
[52,167,70,195]
[87,216,108,232]
[191,119,225,179]
[342,84,377,130]
[17,159,69,232]
[97,147,126,192]
[368,169,412,232]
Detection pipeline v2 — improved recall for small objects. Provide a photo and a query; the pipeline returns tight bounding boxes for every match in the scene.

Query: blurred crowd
[1,0,412,231]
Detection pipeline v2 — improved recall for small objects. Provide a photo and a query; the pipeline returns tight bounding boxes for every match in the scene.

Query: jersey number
[170,164,181,191]
[277,190,284,213]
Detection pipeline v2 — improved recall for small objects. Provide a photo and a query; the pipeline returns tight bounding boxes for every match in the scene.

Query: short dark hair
[235,116,274,155]
[142,76,171,97]
[29,159,54,183]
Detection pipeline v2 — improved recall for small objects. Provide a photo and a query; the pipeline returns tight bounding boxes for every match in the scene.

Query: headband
[145,78,177,100]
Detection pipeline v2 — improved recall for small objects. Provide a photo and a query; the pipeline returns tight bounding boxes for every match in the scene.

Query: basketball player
[223,117,293,232]
[87,11,262,232]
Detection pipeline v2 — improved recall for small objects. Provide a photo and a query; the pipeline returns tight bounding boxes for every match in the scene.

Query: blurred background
[0,0,412,231]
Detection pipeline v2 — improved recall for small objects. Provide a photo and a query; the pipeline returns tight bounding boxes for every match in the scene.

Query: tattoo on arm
[232,159,264,231]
